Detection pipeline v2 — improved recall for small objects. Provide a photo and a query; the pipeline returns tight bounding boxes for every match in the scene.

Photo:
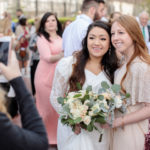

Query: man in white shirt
[138,11,150,53]
[63,0,105,57]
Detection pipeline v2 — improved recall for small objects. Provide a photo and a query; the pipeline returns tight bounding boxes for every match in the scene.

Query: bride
[50,21,118,150]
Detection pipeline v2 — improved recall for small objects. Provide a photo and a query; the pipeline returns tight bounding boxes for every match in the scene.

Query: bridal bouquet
[57,81,130,141]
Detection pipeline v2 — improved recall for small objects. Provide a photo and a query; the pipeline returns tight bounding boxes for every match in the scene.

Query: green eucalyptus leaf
[98,112,106,118]
[57,97,64,104]
[98,95,104,100]
[68,118,75,125]
[87,123,93,132]
[83,94,90,100]
[63,104,70,113]
[125,93,130,98]
[111,84,121,93]
[95,117,106,124]
[61,118,69,125]
[86,101,93,108]
[74,117,82,124]
[86,85,92,92]
[101,81,110,89]
[98,88,106,94]
[73,94,82,98]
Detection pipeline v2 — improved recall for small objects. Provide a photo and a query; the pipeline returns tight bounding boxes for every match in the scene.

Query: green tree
[140,0,150,14]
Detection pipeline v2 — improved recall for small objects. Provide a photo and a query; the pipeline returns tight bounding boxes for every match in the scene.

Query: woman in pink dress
[34,12,63,146]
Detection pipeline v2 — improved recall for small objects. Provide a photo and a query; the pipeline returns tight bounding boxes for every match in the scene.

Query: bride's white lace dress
[50,56,111,150]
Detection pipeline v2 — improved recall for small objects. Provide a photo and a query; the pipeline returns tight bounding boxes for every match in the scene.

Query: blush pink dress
[111,57,150,150]
[34,35,62,144]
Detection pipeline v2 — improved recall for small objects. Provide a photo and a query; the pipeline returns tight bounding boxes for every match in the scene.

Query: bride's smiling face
[87,27,110,59]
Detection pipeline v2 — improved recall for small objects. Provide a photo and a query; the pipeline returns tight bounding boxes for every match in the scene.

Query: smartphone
[0,36,11,65]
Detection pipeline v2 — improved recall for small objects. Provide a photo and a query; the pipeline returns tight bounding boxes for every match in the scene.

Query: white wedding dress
[50,56,111,150]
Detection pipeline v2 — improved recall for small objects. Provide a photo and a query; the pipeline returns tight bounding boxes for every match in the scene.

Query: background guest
[34,12,63,147]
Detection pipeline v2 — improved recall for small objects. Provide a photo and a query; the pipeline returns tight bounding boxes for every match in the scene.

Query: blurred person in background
[16,9,24,20]
[15,17,30,75]
[62,20,72,32]
[13,9,25,33]
[138,11,150,53]
[0,11,12,36]
[28,21,36,36]
[109,11,122,23]
[101,6,109,22]
[34,12,63,148]
[63,0,105,57]
[29,17,40,96]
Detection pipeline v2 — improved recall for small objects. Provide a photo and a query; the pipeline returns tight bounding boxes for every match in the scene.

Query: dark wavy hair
[37,12,62,41]
[69,21,118,92]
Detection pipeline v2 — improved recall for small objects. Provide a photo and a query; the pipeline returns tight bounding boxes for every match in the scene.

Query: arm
[37,36,63,63]
[0,51,48,150]
[113,103,150,128]
[50,57,72,113]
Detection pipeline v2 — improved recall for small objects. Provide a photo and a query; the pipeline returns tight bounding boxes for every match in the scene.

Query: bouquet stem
[99,129,104,142]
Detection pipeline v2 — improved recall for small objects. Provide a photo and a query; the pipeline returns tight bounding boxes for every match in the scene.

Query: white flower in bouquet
[82,115,91,125]
[84,100,90,105]
[101,92,112,100]
[69,99,82,109]
[91,103,100,113]
[88,110,95,117]
[98,100,109,110]
[114,95,122,108]
[80,105,88,116]
[89,91,98,99]
[70,101,88,120]
[71,109,81,119]
[66,97,74,104]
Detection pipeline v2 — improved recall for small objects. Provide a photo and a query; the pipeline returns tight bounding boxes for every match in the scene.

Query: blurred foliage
[12,18,18,23]
[12,16,76,25]
[58,16,75,24]
[140,0,150,14]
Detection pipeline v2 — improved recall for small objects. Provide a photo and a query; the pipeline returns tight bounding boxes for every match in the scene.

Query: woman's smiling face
[87,26,110,59]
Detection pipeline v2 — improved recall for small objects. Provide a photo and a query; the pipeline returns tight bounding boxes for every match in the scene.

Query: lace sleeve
[50,56,74,113]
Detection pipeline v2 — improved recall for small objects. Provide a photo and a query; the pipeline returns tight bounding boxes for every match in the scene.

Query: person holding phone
[0,36,18,118]
[0,51,48,150]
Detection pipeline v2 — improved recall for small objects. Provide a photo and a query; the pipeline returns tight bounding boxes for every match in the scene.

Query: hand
[0,50,21,81]
[74,124,81,135]
[112,117,123,128]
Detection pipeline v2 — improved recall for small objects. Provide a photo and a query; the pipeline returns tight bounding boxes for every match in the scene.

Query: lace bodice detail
[50,56,111,113]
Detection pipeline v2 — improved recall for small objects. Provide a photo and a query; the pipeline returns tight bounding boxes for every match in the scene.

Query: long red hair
[112,15,150,92]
